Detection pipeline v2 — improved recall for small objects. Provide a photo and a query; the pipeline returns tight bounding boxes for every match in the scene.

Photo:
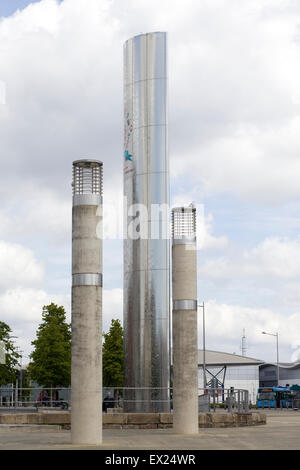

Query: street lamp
[262,331,279,386]
[198,302,207,389]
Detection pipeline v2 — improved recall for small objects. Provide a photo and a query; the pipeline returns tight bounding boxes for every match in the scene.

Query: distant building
[259,362,300,388]
[197,350,264,404]
[171,349,264,404]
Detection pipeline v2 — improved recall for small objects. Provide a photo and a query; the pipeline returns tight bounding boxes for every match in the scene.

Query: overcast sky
[1,0,300,366]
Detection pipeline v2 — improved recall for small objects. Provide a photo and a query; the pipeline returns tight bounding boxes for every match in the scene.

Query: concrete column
[71,160,103,445]
[172,206,198,434]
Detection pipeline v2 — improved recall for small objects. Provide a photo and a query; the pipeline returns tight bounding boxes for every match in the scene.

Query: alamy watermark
[94,198,206,250]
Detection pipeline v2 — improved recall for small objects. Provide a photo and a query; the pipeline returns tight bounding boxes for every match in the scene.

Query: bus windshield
[257,391,275,400]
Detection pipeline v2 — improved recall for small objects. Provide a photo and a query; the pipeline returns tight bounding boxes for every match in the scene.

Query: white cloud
[244,237,300,279]
[0,79,5,105]
[172,118,300,204]
[202,299,300,362]
[0,240,44,290]
[291,341,300,362]
[0,185,71,242]
[0,287,69,323]
[197,212,228,251]
[0,284,123,361]
[0,286,70,363]
[103,288,123,332]
[200,237,300,281]
[0,0,299,205]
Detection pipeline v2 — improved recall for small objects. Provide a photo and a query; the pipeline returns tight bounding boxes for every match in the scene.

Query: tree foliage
[102,319,124,388]
[0,321,21,385]
[28,303,71,388]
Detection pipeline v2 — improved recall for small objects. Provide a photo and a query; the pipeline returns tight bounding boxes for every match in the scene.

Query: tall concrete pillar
[71,159,103,445]
[172,205,198,434]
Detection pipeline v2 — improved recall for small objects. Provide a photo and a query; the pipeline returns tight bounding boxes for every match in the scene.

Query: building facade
[259,362,300,388]
[197,350,263,404]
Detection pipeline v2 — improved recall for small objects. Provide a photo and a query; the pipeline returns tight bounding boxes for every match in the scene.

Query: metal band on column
[173,300,197,311]
[72,273,103,287]
[172,237,196,246]
[73,194,103,207]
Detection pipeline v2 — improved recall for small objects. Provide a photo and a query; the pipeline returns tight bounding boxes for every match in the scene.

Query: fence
[0,386,253,413]
[198,387,249,413]
[0,386,71,409]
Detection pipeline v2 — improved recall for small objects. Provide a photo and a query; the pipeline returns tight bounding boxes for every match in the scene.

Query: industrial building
[259,361,300,388]
[197,350,264,404]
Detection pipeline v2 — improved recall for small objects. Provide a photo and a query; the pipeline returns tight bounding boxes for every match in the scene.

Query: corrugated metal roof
[260,361,300,370]
[197,350,264,367]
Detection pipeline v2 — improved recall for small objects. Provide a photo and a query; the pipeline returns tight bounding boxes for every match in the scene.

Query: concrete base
[0,411,266,428]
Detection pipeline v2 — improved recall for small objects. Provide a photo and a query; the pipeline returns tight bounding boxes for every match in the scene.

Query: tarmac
[0,410,299,450]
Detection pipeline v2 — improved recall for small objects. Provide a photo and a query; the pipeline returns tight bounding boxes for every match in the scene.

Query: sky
[0,0,300,367]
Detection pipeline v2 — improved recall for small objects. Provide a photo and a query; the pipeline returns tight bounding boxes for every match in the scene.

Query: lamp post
[15,347,23,389]
[198,302,207,389]
[262,331,279,386]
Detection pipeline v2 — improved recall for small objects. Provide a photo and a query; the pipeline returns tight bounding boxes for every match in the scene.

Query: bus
[257,386,294,408]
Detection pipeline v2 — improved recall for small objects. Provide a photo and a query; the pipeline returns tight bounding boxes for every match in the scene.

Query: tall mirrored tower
[123,32,170,412]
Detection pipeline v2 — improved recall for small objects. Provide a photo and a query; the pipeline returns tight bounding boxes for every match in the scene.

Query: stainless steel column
[71,159,103,444]
[172,205,198,434]
[123,32,170,412]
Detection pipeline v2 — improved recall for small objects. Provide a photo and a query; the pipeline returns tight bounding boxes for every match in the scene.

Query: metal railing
[0,386,71,410]
[198,387,249,413]
[0,386,252,413]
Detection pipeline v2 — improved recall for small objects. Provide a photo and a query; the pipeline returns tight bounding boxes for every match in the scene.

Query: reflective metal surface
[172,236,196,245]
[72,273,103,287]
[123,32,170,412]
[73,194,102,206]
[173,300,198,311]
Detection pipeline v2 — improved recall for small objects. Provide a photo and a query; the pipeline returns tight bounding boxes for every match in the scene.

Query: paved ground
[0,411,299,450]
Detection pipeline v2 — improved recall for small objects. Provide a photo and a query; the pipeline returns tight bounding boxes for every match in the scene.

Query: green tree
[28,303,71,390]
[103,319,124,404]
[0,321,21,386]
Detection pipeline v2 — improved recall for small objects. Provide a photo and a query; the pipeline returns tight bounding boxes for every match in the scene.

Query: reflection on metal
[0,341,5,365]
[72,273,103,287]
[73,194,102,206]
[123,32,170,412]
[173,299,197,311]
